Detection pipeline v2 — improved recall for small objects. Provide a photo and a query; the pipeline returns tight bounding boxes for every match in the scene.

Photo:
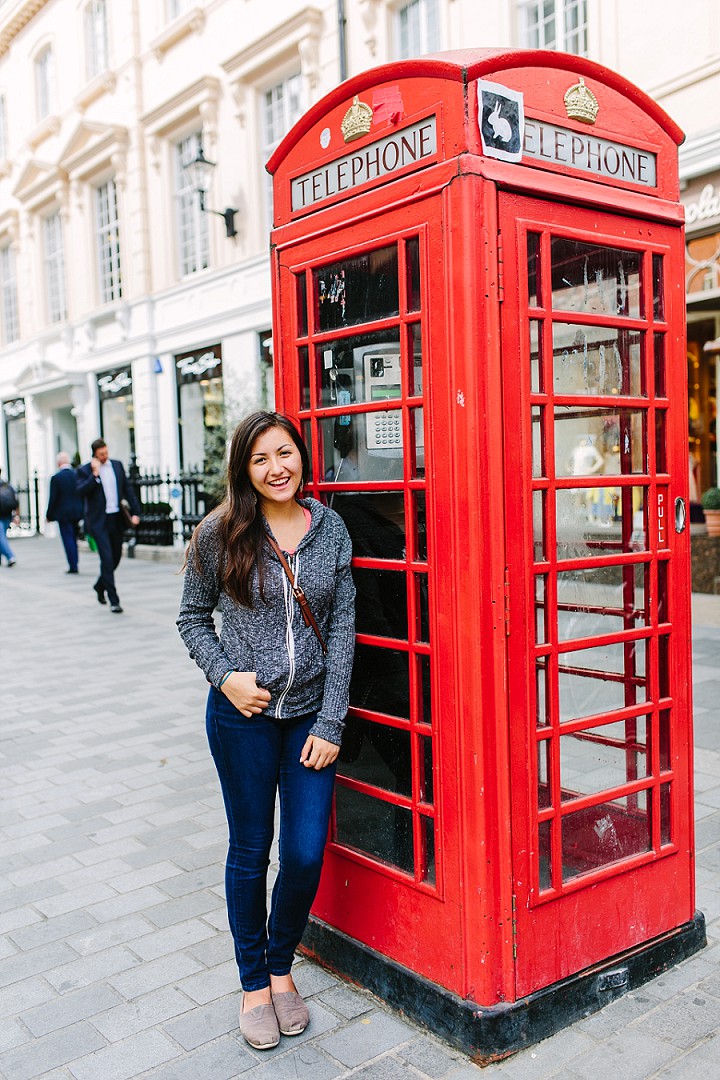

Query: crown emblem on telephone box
[341,96,373,143]
[564,77,599,125]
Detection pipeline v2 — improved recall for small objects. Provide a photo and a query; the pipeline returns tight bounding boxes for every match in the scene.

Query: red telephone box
[267,49,705,1059]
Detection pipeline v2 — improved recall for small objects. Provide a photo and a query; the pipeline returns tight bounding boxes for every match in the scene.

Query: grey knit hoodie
[177,498,355,745]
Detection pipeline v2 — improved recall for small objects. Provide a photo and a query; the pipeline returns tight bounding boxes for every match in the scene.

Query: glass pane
[350,644,409,718]
[416,573,429,644]
[353,567,408,640]
[660,782,671,845]
[658,635,669,699]
[528,232,541,308]
[539,819,551,891]
[535,574,547,645]
[335,785,413,875]
[552,325,643,397]
[538,739,551,808]
[406,236,421,312]
[558,640,648,723]
[657,561,668,623]
[414,490,427,561]
[330,491,405,558]
[655,410,667,473]
[422,815,436,885]
[652,254,664,321]
[556,409,646,477]
[550,238,641,318]
[533,489,545,561]
[319,329,401,407]
[654,333,666,396]
[557,564,647,641]
[409,322,423,396]
[419,653,432,727]
[560,716,649,803]
[299,346,310,410]
[536,661,548,727]
[420,735,433,804]
[530,319,543,393]
[532,406,545,477]
[320,416,403,483]
[659,709,670,771]
[555,485,647,559]
[302,420,313,480]
[314,245,399,331]
[410,407,425,479]
[296,272,307,337]
[562,795,651,881]
[337,721,412,797]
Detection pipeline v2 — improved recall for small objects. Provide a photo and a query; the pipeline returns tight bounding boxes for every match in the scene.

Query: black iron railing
[126,460,217,547]
[13,472,41,533]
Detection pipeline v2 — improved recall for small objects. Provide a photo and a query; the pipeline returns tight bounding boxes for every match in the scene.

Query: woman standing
[177,412,355,1051]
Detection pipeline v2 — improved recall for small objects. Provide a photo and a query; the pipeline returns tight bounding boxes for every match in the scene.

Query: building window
[0,245,19,344]
[35,45,54,121]
[0,95,7,159]
[175,345,224,472]
[518,0,588,55]
[84,0,109,81]
[166,0,190,21]
[262,73,303,225]
[44,212,67,323]
[96,178,122,303]
[98,368,134,464]
[396,0,440,59]
[175,132,209,276]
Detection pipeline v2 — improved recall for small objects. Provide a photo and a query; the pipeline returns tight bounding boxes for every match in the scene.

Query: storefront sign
[683,182,720,231]
[291,115,437,212]
[2,398,25,418]
[523,118,657,187]
[176,349,222,377]
[98,369,132,396]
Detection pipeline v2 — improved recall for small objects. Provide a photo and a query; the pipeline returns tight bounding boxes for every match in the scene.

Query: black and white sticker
[477,80,524,163]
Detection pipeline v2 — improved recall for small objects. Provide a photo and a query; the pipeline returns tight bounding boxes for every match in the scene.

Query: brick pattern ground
[1,537,720,1079]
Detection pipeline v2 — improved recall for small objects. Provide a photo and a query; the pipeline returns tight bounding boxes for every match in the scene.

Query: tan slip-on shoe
[239,999,280,1049]
[272,990,310,1035]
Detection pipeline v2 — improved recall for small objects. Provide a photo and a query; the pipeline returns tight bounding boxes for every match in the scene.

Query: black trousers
[94,513,125,605]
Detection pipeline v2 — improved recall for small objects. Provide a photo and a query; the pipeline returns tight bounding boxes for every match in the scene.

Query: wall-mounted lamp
[186,147,238,238]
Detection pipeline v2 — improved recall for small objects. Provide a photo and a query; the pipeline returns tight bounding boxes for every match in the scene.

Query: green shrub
[701,488,720,510]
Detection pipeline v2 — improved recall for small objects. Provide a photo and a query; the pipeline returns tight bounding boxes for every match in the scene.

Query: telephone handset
[364,352,402,451]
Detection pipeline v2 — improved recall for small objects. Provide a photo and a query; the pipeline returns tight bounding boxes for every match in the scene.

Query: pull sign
[657,490,666,548]
[675,497,687,534]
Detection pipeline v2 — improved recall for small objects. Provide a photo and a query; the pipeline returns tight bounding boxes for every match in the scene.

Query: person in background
[177,411,355,1052]
[46,452,84,574]
[0,467,19,567]
[76,439,140,613]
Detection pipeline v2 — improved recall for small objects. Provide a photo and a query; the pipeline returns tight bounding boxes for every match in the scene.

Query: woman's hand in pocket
[300,735,340,770]
[221,672,271,717]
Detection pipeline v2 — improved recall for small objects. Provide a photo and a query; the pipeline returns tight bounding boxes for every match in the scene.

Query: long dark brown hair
[186,411,310,606]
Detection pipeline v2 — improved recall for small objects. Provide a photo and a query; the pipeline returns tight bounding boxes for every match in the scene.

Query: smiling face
[247,426,304,511]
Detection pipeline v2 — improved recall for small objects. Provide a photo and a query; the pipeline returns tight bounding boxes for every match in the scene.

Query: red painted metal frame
[269,48,691,1007]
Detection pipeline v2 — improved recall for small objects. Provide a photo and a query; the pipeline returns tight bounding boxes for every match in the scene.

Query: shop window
[96,178,122,303]
[262,73,303,229]
[3,399,29,513]
[98,368,134,465]
[43,211,67,324]
[175,344,224,472]
[0,245,19,344]
[84,0,109,81]
[35,45,55,121]
[175,132,209,277]
[395,0,440,59]
[518,0,588,56]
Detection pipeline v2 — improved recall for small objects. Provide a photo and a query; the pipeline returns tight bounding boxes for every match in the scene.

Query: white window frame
[35,45,55,121]
[84,0,109,81]
[0,244,19,344]
[175,131,209,277]
[95,177,122,303]
[44,211,67,323]
[261,71,303,228]
[517,0,588,56]
[395,0,440,60]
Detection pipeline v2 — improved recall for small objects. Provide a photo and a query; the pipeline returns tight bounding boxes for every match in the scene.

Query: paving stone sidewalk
[1,535,720,1080]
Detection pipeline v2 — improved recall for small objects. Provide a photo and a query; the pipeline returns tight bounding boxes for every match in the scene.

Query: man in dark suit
[76,439,141,613]
[46,452,84,574]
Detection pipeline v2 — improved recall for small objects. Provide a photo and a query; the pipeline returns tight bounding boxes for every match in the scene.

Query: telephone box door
[274,207,465,991]
[500,194,693,996]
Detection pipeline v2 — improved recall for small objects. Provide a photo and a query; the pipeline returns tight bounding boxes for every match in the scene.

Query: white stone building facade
[0,0,718,517]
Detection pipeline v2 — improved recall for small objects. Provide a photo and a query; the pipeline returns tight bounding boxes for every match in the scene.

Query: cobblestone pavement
[2,536,720,1080]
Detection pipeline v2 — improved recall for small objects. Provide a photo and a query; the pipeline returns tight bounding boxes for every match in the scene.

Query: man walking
[76,439,140,613]
[46,452,83,574]
[0,468,18,566]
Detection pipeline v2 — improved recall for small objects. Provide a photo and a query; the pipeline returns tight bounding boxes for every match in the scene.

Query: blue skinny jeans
[206,687,336,991]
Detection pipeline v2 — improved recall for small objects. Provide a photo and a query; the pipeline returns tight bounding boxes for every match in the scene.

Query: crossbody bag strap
[265,534,328,655]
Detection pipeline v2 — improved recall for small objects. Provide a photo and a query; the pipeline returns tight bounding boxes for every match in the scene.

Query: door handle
[675,497,687,534]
